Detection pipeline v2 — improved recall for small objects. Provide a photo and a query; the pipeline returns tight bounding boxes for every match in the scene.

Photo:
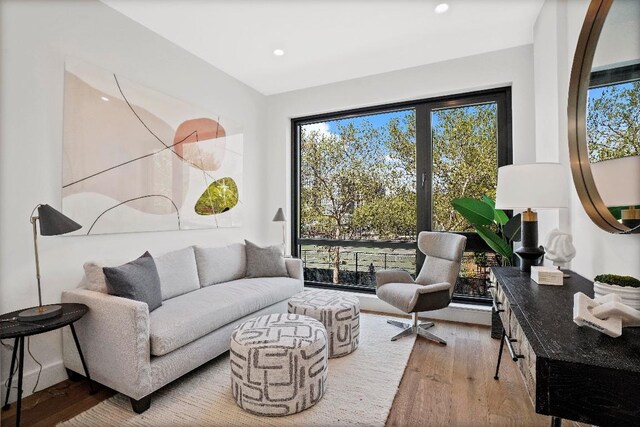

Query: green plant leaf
[451,198,494,226]
[481,195,509,225]
[503,213,522,242]
[476,225,513,258]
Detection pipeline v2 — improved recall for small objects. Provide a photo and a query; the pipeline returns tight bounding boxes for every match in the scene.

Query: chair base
[387,313,447,345]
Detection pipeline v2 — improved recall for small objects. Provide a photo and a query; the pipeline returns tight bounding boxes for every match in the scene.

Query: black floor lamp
[18,204,82,321]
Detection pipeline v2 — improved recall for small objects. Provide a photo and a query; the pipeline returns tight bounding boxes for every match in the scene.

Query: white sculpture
[573,292,640,337]
[544,229,576,276]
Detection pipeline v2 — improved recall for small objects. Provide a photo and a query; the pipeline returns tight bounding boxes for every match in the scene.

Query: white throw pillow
[153,246,201,300]
[78,261,109,293]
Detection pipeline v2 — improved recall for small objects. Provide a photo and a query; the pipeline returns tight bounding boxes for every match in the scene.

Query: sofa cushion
[154,247,200,300]
[194,243,246,287]
[79,261,109,293]
[245,240,288,278]
[149,277,302,356]
[103,252,163,312]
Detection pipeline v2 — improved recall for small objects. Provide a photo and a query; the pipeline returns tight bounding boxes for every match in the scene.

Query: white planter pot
[594,281,640,310]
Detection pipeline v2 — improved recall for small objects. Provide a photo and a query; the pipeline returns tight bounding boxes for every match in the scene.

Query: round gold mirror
[568,0,640,234]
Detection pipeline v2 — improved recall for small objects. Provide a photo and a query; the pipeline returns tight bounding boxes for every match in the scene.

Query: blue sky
[324,109,413,134]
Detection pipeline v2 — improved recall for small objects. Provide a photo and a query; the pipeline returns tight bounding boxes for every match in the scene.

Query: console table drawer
[510,313,537,405]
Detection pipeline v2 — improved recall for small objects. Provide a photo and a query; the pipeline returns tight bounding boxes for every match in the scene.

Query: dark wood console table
[490,267,640,426]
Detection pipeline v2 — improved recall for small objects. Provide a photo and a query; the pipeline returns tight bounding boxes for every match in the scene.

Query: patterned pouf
[288,289,360,358]
[230,313,328,416]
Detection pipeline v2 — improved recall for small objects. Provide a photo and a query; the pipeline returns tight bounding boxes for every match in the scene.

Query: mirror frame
[568,0,639,234]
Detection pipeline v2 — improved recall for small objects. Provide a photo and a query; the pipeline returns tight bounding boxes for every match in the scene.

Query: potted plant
[451,196,521,266]
[593,274,640,309]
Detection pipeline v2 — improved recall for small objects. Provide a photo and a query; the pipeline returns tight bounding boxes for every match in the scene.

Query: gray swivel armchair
[376,231,467,345]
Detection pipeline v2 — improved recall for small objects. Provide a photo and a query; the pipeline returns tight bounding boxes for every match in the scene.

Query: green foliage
[451,196,521,265]
[194,177,238,215]
[587,81,640,163]
[594,274,640,288]
[432,104,499,231]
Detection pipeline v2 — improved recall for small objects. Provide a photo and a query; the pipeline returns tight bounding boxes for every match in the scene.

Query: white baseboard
[337,290,491,326]
[0,358,67,405]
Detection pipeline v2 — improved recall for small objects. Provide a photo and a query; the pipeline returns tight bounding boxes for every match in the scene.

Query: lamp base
[517,213,545,273]
[18,304,63,321]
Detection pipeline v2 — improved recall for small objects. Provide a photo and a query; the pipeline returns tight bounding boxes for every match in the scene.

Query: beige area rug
[60,313,415,427]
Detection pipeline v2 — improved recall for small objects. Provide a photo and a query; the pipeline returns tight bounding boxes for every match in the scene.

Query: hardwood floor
[2,318,579,426]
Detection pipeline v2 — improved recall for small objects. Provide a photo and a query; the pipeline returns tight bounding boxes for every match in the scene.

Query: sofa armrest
[375,269,415,288]
[285,258,304,281]
[62,289,152,400]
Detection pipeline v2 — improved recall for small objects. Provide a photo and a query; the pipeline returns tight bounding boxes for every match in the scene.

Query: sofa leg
[66,368,83,382]
[130,395,152,414]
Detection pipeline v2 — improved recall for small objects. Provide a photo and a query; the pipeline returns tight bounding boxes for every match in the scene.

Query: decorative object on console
[531,266,564,286]
[590,156,640,229]
[272,207,287,248]
[593,274,640,310]
[62,59,244,235]
[544,228,576,278]
[20,204,82,321]
[573,292,640,338]
[495,163,568,272]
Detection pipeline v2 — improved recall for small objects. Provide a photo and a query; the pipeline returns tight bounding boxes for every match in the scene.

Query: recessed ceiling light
[101,96,109,101]
[434,3,449,14]
[273,49,285,56]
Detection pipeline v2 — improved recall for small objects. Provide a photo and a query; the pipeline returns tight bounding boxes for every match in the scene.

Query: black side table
[1,303,94,427]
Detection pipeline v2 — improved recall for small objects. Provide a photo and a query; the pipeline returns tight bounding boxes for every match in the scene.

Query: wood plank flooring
[2,318,580,426]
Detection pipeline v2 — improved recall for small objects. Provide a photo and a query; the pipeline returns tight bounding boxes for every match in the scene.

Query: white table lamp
[495,163,568,272]
[590,155,640,228]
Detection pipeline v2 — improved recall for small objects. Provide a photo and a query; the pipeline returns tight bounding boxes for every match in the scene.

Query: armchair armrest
[415,282,452,295]
[62,289,152,400]
[285,258,304,282]
[375,269,415,288]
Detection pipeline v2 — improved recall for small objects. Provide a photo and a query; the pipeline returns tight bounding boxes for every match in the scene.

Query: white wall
[533,0,640,279]
[265,45,537,245]
[0,0,268,400]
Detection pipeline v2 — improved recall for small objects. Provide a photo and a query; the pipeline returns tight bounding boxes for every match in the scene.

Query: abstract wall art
[62,60,243,235]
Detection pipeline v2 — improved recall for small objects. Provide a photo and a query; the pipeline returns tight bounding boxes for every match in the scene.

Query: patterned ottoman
[288,289,360,358]
[230,313,328,416]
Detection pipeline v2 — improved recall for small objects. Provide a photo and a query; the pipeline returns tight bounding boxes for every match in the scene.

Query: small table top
[288,289,360,310]
[0,303,88,339]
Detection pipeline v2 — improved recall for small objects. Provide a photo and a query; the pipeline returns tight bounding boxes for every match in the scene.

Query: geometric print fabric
[288,290,360,358]
[230,313,328,416]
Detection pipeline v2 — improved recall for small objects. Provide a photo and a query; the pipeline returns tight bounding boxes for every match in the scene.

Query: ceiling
[101,0,546,95]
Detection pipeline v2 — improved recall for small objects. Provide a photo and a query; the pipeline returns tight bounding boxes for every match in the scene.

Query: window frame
[291,87,513,302]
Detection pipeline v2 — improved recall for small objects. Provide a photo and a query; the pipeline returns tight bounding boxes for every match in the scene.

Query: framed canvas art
[62,60,243,235]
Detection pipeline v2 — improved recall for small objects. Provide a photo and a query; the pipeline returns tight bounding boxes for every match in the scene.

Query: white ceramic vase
[594,281,640,310]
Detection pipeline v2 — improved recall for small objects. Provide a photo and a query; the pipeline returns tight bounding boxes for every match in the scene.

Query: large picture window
[292,88,512,303]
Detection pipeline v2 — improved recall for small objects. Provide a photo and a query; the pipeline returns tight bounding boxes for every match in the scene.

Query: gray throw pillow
[154,246,200,300]
[103,252,163,312]
[244,240,288,278]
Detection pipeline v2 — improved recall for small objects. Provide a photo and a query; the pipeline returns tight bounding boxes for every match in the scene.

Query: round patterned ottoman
[288,289,360,358]
[230,313,328,416]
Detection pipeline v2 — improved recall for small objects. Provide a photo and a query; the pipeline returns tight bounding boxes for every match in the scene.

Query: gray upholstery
[103,252,163,312]
[376,232,466,343]
[149,277,302,356]
[194,243,246,286]
[244,240,288,278]
[154,246,200,301]
[63,243,305,410]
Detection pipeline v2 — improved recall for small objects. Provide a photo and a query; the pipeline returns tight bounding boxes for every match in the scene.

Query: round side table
[0,303,94,427]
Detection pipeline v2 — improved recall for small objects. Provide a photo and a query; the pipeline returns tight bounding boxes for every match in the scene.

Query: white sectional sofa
[62,243,303,413]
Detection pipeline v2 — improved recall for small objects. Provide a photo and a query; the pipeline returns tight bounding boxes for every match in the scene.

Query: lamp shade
[37,204,82,235]
[590,155,640,207]
[495,163,568,209]
[272,208,286,222]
